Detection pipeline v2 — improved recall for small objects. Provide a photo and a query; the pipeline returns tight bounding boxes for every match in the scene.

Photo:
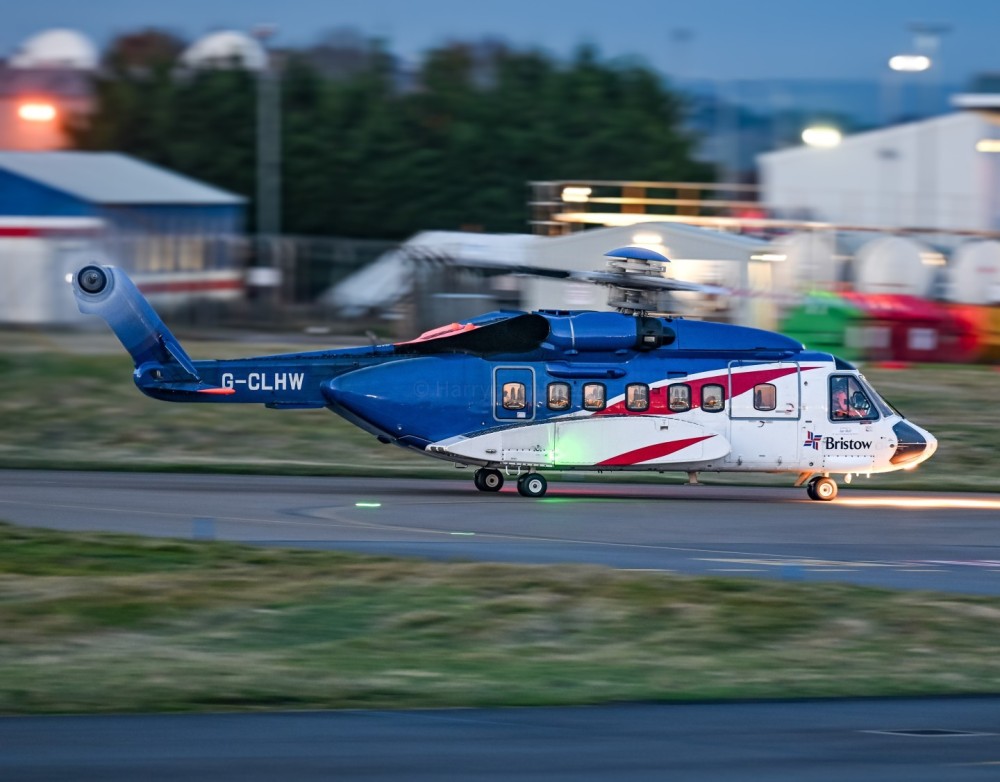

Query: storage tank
[949,240,1000,305]
[854,236,936,296]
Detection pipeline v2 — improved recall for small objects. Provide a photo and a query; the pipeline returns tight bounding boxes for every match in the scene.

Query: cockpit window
[857,374,897,417]
[830,375,878,421]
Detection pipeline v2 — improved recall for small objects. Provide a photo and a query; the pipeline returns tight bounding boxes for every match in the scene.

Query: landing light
[355,502,381,508]
[976,139,1000,153]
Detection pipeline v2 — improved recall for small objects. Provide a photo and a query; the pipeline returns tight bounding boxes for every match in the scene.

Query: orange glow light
[18,103,57,122]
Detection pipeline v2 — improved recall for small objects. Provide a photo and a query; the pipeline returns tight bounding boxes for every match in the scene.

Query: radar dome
[10,28,98,70]
[180,31,267,71]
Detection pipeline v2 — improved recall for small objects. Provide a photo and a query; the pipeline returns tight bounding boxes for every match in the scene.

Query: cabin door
[493,366,535,422]
[725,361,802,469]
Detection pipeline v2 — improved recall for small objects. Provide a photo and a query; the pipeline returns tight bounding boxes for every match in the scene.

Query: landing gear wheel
[474,468,503,492]
[516,473,547,498]
[806,477,819,501]
[811,477,838,502]
[476,469,503,491]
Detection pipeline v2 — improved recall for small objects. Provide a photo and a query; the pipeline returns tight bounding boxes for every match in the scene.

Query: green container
[779,291,863,361]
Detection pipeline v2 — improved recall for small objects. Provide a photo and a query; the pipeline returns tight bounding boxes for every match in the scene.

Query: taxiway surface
[2,470,1000,594]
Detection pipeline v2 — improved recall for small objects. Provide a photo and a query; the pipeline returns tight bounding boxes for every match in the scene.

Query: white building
[758,108,1000,232]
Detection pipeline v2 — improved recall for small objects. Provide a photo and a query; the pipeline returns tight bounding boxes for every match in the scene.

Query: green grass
[2,521,1000,714]
[1,330,997,490]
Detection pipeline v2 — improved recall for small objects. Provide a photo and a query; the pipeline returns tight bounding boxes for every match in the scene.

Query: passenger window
[702,384,725,412]
[626,383,650,412]
[668,384,691,412]
[753,383,777,411]
[547,382,571,411]
[502,382,526,410]
[583,383,606,411]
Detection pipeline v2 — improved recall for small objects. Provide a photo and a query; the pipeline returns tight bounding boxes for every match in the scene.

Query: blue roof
[0,151,245,206]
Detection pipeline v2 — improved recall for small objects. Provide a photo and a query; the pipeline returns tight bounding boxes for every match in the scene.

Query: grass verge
[2,521,1000,714]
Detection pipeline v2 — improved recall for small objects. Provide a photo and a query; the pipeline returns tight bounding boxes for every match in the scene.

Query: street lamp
[888,54,931,73]
[17,102,57,122]
[801,126,842,148]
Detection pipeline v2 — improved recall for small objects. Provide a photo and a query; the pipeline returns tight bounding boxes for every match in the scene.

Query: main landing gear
[806,476,838,502]
[472,468,548,497]
[473,468,504,492]
[516,473,547,498]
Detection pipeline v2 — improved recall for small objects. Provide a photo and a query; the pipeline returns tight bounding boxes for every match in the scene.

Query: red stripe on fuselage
[598,365,820,416]
[596,435,715,466]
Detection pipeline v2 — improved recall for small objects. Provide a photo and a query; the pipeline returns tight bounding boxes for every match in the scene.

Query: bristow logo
[803,431,872,451]
[824,436,872,450]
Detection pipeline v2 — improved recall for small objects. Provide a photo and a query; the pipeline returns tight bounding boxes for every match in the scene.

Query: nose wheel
[474,468,504,492]
[806,476,838,501]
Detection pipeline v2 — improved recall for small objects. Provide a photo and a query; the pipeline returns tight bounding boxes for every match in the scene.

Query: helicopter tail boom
[73,264,203,387]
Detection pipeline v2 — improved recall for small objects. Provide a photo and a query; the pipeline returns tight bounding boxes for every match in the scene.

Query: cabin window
[753,383,777,411]
[626,383,650,412]
[502,382,526,410]
[668,384,691,412]
[547,382,571,411]
[702,384,725,412]
[829,375,878,421]
[583,383,606,411]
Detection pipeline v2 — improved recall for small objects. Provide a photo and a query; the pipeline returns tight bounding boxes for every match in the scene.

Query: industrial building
[0,151,245,323]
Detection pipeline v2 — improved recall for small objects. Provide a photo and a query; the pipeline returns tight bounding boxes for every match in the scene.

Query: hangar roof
[0,151,244,205]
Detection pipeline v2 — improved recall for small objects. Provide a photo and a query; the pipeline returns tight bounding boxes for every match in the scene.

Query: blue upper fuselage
[306,309,831,448]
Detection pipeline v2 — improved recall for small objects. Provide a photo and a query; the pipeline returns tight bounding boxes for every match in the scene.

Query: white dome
[854,236,934,296]
[949,240,1000,305]
[10,28,98,70]
[180,31,267,71]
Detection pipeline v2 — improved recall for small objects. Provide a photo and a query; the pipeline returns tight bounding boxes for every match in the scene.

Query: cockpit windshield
[856,374,898,418]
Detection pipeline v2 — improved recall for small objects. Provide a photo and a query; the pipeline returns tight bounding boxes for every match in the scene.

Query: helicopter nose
[890,420,937,466]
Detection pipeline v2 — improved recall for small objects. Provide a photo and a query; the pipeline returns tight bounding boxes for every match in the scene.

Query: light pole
[248,24,283,312]
[253,25,281,245]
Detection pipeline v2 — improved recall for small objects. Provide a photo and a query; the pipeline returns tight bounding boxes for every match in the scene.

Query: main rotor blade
[404,248,728,295]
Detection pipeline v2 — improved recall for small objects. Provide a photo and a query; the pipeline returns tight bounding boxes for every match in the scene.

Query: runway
[3,470,1000,594]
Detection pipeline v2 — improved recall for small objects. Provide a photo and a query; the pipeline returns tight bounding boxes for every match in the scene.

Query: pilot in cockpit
[832,389,861,419]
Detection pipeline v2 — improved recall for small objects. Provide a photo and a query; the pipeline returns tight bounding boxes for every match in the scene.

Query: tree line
[68,30,713,239]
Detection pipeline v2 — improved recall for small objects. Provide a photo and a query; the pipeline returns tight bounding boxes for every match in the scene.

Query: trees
[68,33,712,239]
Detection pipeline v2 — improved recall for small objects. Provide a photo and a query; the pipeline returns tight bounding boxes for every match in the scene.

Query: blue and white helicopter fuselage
[72,254,936,501]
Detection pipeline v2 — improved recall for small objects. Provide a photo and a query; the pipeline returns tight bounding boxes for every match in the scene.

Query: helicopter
[72,246,936,501]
